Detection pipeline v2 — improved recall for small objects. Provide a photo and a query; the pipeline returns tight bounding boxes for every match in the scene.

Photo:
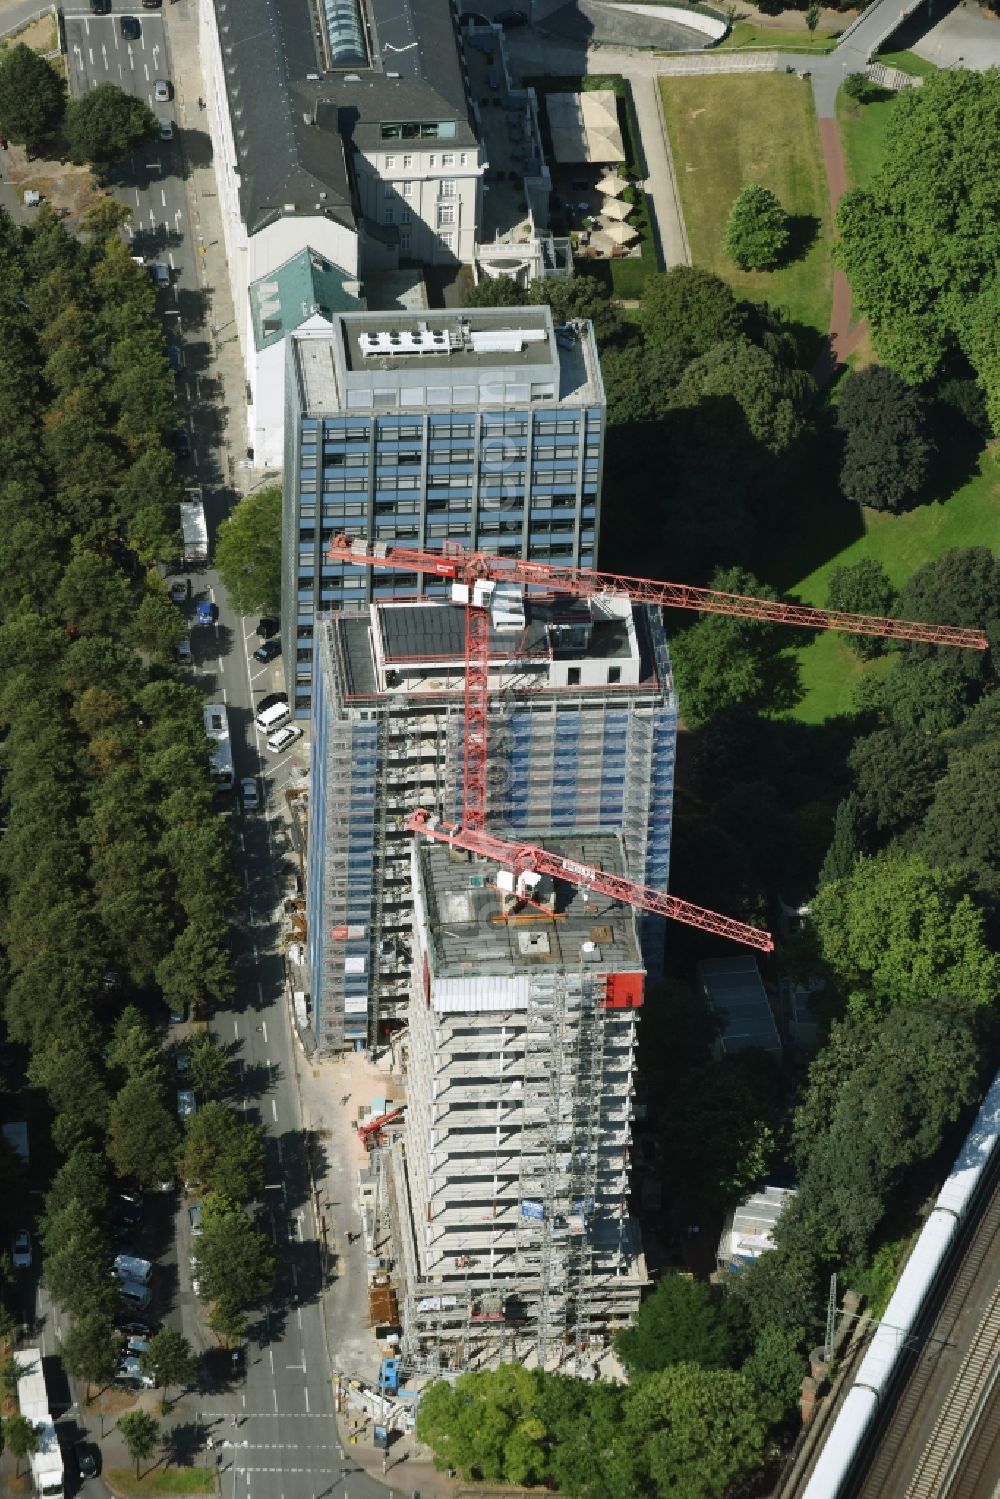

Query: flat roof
[698,955,781,1055]
[326,600,656,699]
[417,832,642,978]
[293,309,605,412]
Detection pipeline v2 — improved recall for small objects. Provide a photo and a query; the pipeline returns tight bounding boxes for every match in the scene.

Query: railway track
[854,1169,1000,1499]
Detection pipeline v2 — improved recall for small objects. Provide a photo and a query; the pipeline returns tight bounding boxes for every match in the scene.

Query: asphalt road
[34,10,392,1496]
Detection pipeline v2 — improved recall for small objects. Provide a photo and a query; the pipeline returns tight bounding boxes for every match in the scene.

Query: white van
[114,1253,153,1285]
[256,700,291,734]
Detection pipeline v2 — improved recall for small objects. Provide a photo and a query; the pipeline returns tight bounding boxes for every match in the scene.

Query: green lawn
[836,88,897,191]
[106,1468,215,1496]
[876,48,938,78]
[659,74,832,335]
[781,446,1000,722]
[721,21,839,51]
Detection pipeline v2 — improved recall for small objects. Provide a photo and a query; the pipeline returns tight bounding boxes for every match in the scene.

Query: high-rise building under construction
[380,830,648,1372]
[306,594,677,1053]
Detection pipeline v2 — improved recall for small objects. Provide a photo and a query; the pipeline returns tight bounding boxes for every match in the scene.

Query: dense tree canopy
[65,83,157,167]
[0,45,66,151]
[214,485,282,616]
[836,365,932,511]
[836,70,1000,413]
[615,1275,744,1374]
[825,559,897,658]
[809,851,999,1017]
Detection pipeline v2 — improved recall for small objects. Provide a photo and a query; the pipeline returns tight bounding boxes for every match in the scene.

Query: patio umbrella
[596,171,626,198]
[604,220,639,246]
[601,196,633,221]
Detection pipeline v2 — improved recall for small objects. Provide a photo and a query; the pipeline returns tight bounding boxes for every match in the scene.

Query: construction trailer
[306,596,676,1052]
[16,1347,64,1499]
[180,488,209,565]
[383,831,647,1373]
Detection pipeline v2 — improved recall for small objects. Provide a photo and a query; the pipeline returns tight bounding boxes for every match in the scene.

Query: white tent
[601,196,633,222]
[545,91,625,163]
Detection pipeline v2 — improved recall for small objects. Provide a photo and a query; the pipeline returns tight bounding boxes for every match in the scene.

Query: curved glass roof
[323,0,367,65]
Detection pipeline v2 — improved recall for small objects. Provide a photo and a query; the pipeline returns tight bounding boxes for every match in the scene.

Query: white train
[801,1067,1000,1499]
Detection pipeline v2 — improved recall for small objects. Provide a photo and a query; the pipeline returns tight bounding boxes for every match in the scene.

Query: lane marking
[262,1020,268,1045]
[271,1098,278,1121]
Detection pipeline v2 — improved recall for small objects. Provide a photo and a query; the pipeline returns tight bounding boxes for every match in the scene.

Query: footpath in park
[813,117,867,385]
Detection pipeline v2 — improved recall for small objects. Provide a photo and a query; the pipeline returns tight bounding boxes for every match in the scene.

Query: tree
[742,1323,805,1425]
[894,547,1000,687]
[809,851,999,1017]
[843,72,878,103]
[64,83,157,168]
[846,728,946,844]
[623,1364,769,1499]
[805,4,820,30]
[615,1275,743,1375]
[156,917,234,1016]
[836,70,1000,391]
[724,184,790,271]
[187,1033,231,1102]
[918,739,1000,908]
[106,1004,162,1083]
[56,547,132,637]
[118,1409,160,1480]
[657,1050,783,1208]
[79,193,133,244]
[825,559,897,658]
[463,273,524,307]
[214,485,282,616]
[881,656,973,736]
[670,566,801,727]
[130,578,187,664]
[836,365,932,511]
[140,1327,198,1411]
[194,1196,276,1311]
[61,1308,122,1398]
[416,1366,550,1483]
[5,1414,38,1477]
[179,1102,265,1202]
[673,337,812,452]
[107,1076,182,1188]
[0,45,67,152]
[639,267,744,365]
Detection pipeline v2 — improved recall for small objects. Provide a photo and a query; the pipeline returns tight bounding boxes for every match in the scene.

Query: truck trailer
[16,1347,64,1499]
[180,488,208,565]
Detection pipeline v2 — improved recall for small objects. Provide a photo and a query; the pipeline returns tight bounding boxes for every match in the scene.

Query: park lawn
[876,48,938,77]
[106,1467,215,1496]
[659,73,832,335]
[781,445,1000,722]
[837,89,897,190]
[721,21,839,51]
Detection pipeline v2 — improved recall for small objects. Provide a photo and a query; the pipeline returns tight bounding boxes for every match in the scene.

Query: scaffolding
[390,836,648,1372]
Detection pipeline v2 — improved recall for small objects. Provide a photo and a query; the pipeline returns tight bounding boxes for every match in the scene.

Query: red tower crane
[328,534,987,952]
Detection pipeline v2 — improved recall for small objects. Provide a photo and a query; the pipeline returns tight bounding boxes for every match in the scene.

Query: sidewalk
[161,0,250,497]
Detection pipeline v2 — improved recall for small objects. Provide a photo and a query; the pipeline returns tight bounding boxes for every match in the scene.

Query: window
[438,203,455,227]
[440,179,456,198]
[401,207,411,224]
[441,152,455,166]
[400,226,411,252]
[385,154,396,169]
[608,667,621,685]
[403,153,413,167]
[567,668,581,686]
[460,152,469,165]
[401,180,413,198]
[440,231,455,251]
[384,206,394,225]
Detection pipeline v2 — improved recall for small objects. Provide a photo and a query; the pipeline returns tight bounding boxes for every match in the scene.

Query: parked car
[240,777,259,812]
[168,576,190,604]
[196,599,217,626]
[256,616,279,640]
[166,343,184,373]
[118,1318,157,1338]
[256,691,287,714]
[176,636,193,666]
[153,79,173,103]
[90,0,111,12]
[147,260,170,289]
[11,1230,31,1269]
[177,1089,197,1121]
[120,15,141,38]
[168,1002,187,1024]
[172,426,192,459]
[175,1046,190,1075]
[253,638,281,664]
[188,1202,203,1236]
[158,117,175,141]
[117,1354,155,1388]
[73,1441,100,1480]
[267,724,303,755]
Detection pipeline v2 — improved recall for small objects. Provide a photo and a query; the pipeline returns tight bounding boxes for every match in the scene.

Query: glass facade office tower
[282,307,605,717]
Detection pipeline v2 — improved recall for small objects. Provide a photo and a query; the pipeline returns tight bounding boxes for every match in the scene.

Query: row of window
[384,179,457,199]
